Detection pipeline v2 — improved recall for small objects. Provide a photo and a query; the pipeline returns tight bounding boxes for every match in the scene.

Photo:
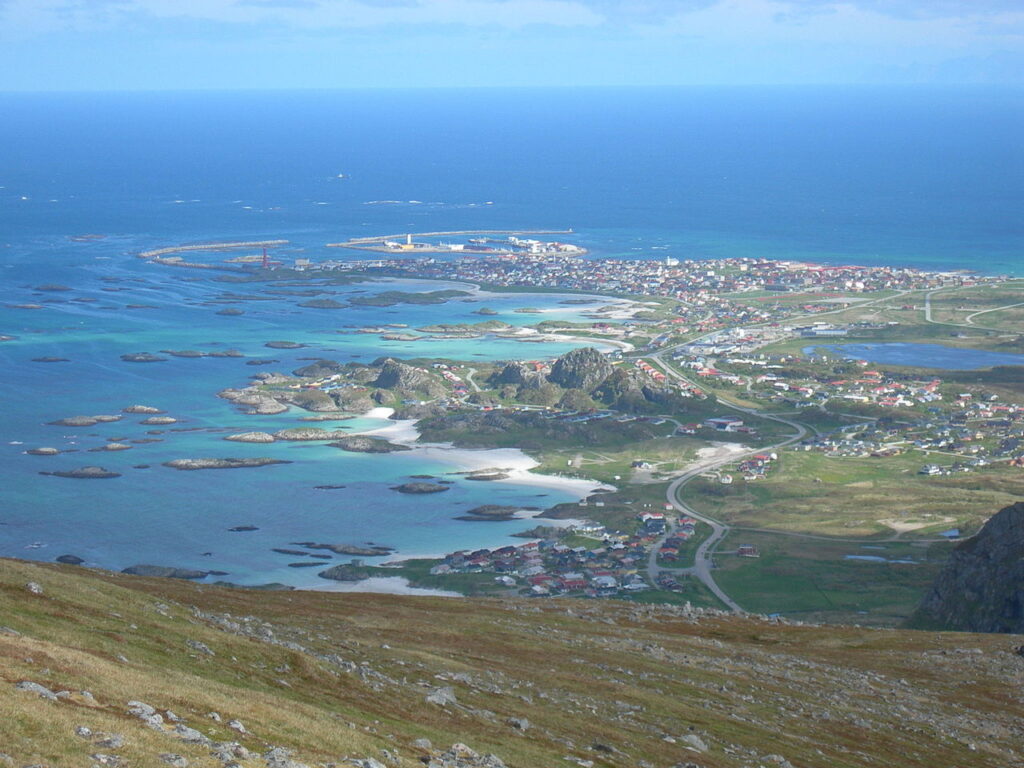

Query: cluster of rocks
[11,683,508,768]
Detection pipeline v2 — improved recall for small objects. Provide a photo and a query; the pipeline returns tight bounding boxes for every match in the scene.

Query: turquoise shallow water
[0,252,612,585]
[2,86,1020,584]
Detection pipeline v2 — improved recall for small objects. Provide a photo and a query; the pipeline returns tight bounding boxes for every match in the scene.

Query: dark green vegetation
[3,558,1022,768]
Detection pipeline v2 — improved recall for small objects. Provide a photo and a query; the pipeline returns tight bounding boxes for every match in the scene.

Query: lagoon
[804,342,1024,371]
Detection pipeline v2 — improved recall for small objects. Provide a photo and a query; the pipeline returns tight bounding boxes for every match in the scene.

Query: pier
[138,240,289,259]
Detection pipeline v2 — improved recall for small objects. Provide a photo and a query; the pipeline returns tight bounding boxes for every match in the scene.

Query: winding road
[644,347,809,613]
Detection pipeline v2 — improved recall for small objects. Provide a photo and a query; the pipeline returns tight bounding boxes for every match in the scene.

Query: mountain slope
[911,501,1024,633]
[1,557,1023,768]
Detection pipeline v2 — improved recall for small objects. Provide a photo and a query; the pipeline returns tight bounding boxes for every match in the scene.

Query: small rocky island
[455,505,522,521]
[329,436,412,453]
[162,458,292,471]
[391,482,450,494]
[40,466,121,479]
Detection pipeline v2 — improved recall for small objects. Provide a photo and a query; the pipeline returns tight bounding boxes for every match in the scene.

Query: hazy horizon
[1,0,1022,92]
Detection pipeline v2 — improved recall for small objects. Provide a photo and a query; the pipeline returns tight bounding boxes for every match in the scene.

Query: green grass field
[684,450,1024,538]
[713,530,954,626]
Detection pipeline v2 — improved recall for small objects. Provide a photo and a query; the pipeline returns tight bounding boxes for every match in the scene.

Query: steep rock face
[912,501,1024,633]
[547,347,612,391]
[489,361,544,389]
[373,359,446,397]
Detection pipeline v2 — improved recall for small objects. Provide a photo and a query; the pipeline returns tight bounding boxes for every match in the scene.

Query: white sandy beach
[305,576,461,597]
[360,412,612,498]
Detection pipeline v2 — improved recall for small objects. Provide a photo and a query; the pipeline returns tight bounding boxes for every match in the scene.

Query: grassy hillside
[2,557,1022,768]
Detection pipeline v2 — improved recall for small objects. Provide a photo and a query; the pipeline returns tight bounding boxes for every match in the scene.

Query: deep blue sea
[1,87,1021,586]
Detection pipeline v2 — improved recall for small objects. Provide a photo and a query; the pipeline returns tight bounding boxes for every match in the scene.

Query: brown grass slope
[1,557,1023,768]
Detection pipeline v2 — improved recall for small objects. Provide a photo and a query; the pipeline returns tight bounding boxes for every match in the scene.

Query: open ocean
[1,86,1021,586]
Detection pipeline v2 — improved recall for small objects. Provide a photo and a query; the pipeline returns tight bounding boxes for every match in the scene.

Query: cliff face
[547,347,613,391]
[912,501,1024,633]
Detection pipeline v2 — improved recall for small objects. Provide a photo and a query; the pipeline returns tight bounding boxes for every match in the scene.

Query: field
[713,530,953,626]
[926,282,1024,331]
[685,450,1024,538]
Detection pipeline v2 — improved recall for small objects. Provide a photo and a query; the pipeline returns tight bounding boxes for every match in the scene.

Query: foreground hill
[1,558,1022,768]
[911,501,1024,634]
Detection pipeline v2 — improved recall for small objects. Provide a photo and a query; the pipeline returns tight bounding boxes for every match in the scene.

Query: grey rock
[186,639,215,656]
[15,681,57,700]
[172,724,210,745]
[227,718,246,733]
[24,581,44,595]
[507,717,530,730]
[425,686,458,707]
[159,755,188,768]
[681,734,708,752]
[126,700,156,717]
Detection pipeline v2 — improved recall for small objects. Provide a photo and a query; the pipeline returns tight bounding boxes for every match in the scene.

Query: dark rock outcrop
[911,502,1024,634]
[547,347,612,391]
[391,482,450,494]
[292,359,349,378]
[291,542,394,556]
[373,359,446,396]
[489,361,543,388]
[40,466,121,479]
[456,505,520,521]
[329,436,412,453]
[317,563,370,582]
[122,565,208,580]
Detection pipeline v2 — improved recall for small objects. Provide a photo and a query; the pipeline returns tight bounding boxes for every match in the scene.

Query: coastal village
[240,244,1021,600]
[428,512,703,598]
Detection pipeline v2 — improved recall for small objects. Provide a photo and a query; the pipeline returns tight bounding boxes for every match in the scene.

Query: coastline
[306,575,462,598]
[359,409,612,498]
[307,408,606,586]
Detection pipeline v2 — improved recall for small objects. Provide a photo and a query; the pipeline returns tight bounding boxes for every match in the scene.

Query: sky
[0,0,1022,90]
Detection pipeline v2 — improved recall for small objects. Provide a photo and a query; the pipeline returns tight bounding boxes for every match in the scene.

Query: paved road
[463,367,483,393]
[644,347,809,613]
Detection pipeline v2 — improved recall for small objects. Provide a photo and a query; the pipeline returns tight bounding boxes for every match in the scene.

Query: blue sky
[1,0,1022,90]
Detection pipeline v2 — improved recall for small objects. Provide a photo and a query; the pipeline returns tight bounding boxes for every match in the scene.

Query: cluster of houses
[319,253,988,303]
[657,516,699,561]
[429,511,702,598]
[793,393,1024,470]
